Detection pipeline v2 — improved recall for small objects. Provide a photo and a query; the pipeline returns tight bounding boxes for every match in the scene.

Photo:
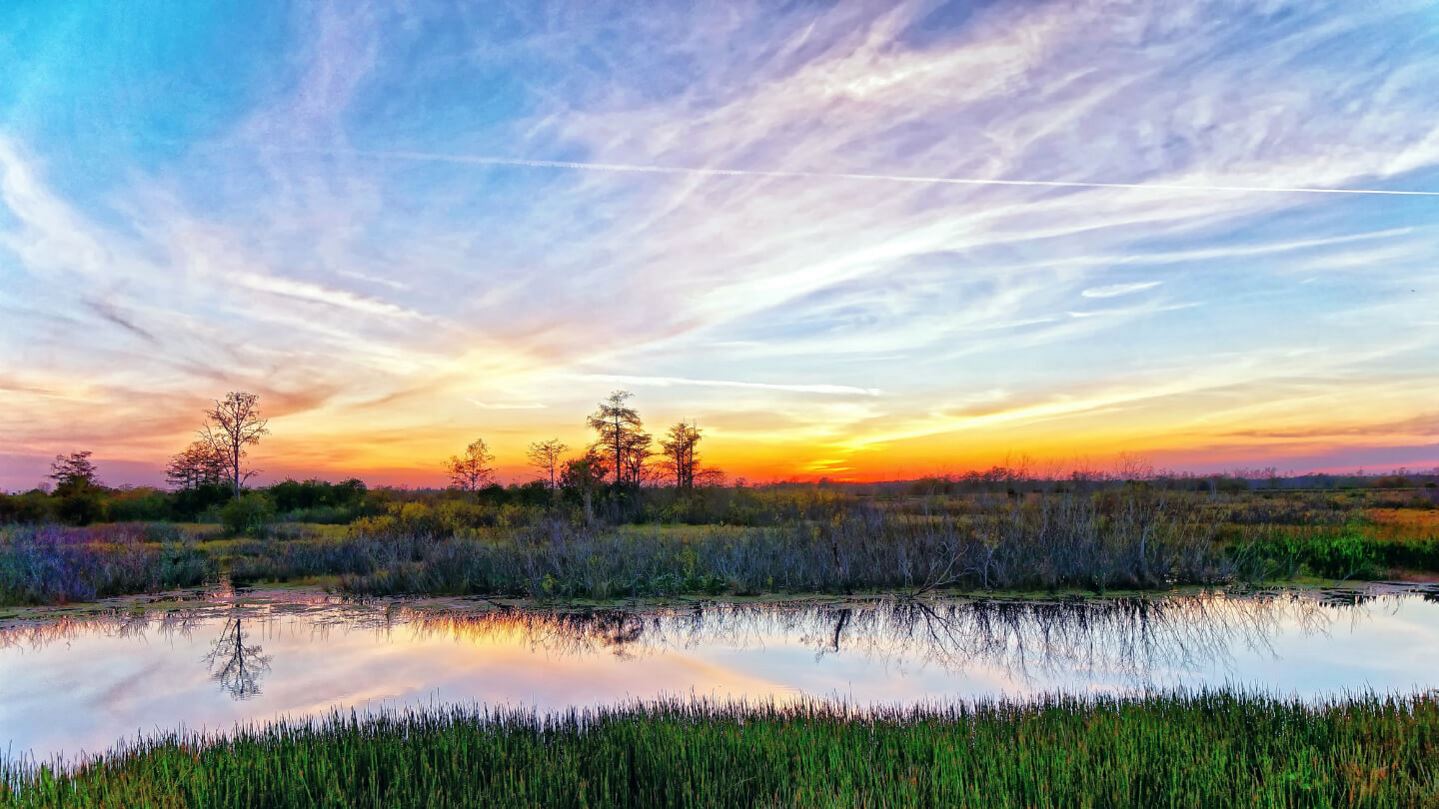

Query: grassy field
[4,490,1438,607]
[2,693,1436,807]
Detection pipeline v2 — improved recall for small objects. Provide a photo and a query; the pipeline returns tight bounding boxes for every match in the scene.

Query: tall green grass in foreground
[4,694,1436,808]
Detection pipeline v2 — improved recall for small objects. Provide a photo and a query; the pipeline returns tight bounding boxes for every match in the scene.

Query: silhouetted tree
[622,430,653,485]
[527,438,568,489]
[201,392,269,497]
[560,450,609,524]
[48,451,99,494]
[660,421,703,490]
[48,450,104,524]
[587,390,649,486]
[447,438,495,494]
[166,441,227,490]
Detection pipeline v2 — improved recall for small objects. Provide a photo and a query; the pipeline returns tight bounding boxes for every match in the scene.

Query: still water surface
[3,586,1438,759]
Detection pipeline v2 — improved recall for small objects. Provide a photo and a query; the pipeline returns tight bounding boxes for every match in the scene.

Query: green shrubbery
[220,493,276,537]
[1231,530,1439,580]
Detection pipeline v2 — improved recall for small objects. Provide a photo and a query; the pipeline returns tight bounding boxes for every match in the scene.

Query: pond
[3,585,1438,760]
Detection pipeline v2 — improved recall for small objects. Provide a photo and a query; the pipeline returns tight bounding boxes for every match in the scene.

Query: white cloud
[580,374,881,397]
[1081,281,1163,299]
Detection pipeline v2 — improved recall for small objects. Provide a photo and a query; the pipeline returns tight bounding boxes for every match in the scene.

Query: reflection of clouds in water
[3,587,1439,761]
[1,587,1435,700]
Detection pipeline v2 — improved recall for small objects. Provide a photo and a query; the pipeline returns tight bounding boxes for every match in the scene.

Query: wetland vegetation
[5,693,1438,808]
[4,484,1438,608]
[6,391,1436,608]
[5,392,1438,807]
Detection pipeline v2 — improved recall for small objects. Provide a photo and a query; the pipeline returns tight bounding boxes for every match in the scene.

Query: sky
[1,0,1438,490]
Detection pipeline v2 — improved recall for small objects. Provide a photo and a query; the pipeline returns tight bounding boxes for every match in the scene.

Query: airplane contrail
[306,147,1439,198]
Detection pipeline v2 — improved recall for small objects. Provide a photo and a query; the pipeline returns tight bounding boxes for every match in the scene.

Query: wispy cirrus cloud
[2,0,1439,486]
[1081,282,1162,299]
[580,375,881,398]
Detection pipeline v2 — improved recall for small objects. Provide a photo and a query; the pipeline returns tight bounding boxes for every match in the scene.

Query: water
[2,586,1438,760]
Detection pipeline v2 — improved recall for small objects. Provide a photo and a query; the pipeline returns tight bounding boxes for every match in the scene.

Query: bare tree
[447,437,495,494]
[166,441,228,490]
[659,421,703,490]
[203,614,272,700]
[587,390,648,486]
[527,438,568,489]
[201,392,269,497]
[48,451,99,493]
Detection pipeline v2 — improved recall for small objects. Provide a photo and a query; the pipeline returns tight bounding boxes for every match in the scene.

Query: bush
[106,488,173,522]
[0,490,55,523]
[171,483,233,521]
[55,488,105,526]
[221,493,276,537]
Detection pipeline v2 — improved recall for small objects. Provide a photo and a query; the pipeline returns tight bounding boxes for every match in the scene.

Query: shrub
[106,488,172,522]
[221,493,276,537]
[0,490,55,524]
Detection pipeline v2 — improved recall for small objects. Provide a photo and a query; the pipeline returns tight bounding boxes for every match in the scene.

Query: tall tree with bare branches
[201,392,269,497]
[527,438,568,489]
[447,438,495,494]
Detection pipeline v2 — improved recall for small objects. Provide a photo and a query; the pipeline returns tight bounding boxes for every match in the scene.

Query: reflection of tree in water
[398,592,1340,687]
[2,585,1435,695]
[203,615,272,699]
[824,595,1332,684]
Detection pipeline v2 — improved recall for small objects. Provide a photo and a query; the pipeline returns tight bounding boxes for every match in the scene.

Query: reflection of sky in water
[2,589,1438,760]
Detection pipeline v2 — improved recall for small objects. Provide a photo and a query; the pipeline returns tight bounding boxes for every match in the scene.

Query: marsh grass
[318,493,1230,599]
[7,490,1439,606]
[3,693,1436,808]
[187,494,1439,600]
[0,525,210,606]
[1230,528,1439,580]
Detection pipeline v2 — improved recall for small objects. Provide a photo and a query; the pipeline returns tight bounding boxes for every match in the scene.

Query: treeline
[0,473,376,528]
[1,389,726,529]
[879,469,1439,497]
[4,388,1437,531]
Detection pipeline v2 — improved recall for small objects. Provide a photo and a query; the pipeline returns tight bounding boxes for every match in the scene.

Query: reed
[3,693,1435,807]
[0,525,210,606]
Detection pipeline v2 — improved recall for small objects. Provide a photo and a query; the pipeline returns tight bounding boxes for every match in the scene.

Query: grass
[0,525,210,606]
[5,491,1439,607]
[1230,528,1439,581]
[2,693,1436,807]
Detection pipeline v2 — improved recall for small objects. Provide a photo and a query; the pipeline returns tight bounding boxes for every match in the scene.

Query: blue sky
[2,0,1438,488]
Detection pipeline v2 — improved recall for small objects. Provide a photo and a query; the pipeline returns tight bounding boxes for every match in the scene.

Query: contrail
[307,147,1439,198]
